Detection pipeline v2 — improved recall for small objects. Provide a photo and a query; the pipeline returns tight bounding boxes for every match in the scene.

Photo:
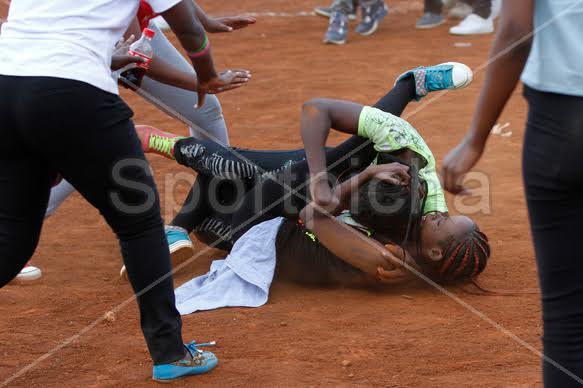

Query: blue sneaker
[355,1,388,36]
[395,62,473,100]
[323,11,348,45]
[165,225,194,265]
[153,341,218,383]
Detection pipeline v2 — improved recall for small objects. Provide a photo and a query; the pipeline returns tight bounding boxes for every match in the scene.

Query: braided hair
[435,227,490,282]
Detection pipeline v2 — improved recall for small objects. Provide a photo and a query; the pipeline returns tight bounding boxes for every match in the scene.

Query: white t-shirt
[0,0,180,94]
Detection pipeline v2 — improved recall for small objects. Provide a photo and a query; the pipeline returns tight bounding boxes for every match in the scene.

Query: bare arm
[191,1,257,33]
[332,163,411,214]
[442,0,534,194]
[299,163,413,282]
[160,1,215,82]
[299,204,402,281]
[300,98,364,209]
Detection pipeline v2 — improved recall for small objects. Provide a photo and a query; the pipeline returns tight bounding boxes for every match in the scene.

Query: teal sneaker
[165,225,195,265]
[153,341,218,383]
[119,226,194,281]
[395,62,473,100]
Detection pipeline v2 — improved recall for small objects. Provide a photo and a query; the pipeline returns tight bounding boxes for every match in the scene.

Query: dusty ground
[1,1,543,386]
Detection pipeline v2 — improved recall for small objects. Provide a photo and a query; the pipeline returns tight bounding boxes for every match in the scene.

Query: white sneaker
[14,264,42,283]
[449,14,494,35]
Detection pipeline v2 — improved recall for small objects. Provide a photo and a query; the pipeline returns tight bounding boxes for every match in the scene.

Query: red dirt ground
[1,1,543,386]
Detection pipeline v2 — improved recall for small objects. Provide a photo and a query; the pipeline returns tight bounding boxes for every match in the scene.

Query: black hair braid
[437,228,490,282]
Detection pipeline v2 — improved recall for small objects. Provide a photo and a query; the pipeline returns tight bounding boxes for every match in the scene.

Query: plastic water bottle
[122,27,155,87]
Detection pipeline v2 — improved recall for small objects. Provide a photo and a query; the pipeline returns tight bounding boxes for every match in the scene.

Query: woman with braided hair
[127,61,491,286]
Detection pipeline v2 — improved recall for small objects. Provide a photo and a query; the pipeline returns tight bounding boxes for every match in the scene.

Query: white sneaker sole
[169,240,195,266]
[323,38,347,45]
[449,27,494,35]
[12,267,42,284]
[416,19,446,29]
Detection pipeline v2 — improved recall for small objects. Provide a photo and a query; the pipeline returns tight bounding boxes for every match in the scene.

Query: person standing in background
[0,0,247,382]
[317,0,389,45]
[416,0,500,34]
[441,1,583,385]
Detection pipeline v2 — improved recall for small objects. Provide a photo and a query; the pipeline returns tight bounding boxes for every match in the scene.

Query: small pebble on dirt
[348,373,355,378]
[280,322,287,327]
[342,360,351,367]
[104,311,116,322]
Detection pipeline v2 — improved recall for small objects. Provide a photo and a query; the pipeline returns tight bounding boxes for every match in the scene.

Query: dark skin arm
[160,1,251,107]
[441,0,534,194]
[332,163,411,214]
[300,98,364,211]
[123,17,249,94]
[300,202,414,284]
[299,162,414,283]
[191,2,256,33]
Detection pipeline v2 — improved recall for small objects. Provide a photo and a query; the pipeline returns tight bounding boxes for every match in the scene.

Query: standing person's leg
[17,77,216,378]
[314,0,357,20]
[523,86,583,386]
[471,0,492,19]
[416,0,445,29]
[355,0,389,36]
[142,23,229,145]
[0,76,52,287]
[323,0,352,45]
[449,0,494,35]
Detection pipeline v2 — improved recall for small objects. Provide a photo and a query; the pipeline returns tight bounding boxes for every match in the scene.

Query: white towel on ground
[174,217,284,315]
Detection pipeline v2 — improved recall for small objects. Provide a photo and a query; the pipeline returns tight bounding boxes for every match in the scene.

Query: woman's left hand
[204,15,257,33]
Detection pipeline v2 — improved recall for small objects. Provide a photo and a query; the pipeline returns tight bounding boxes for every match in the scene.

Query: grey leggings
[45,22,230,217]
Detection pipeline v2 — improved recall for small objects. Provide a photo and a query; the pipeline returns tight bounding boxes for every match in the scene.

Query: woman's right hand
[366,163,410,186]
[196,69,251,107]
[310,178,340,214]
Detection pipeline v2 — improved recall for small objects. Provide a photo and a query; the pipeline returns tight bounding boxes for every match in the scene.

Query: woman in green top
[139,62,490,284]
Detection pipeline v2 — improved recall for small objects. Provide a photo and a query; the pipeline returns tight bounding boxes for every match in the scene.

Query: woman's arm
[160,0,250,107]
[441,0,535,194]
[299,162,412,281]
[332,163,411,213]
[299,203,403,280]
[191,2,256,33]
[300,98,364,210]
[122,17,248,94]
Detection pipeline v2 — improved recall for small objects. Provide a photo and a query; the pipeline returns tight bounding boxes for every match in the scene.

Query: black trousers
[424,0,492,19]
[523,85,583,386]
[0,76,184,365]
[171,76,415,244]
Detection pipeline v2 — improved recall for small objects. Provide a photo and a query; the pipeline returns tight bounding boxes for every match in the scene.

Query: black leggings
[171,76,416,245]
[523,85,583,386]
[0,76,184,365]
